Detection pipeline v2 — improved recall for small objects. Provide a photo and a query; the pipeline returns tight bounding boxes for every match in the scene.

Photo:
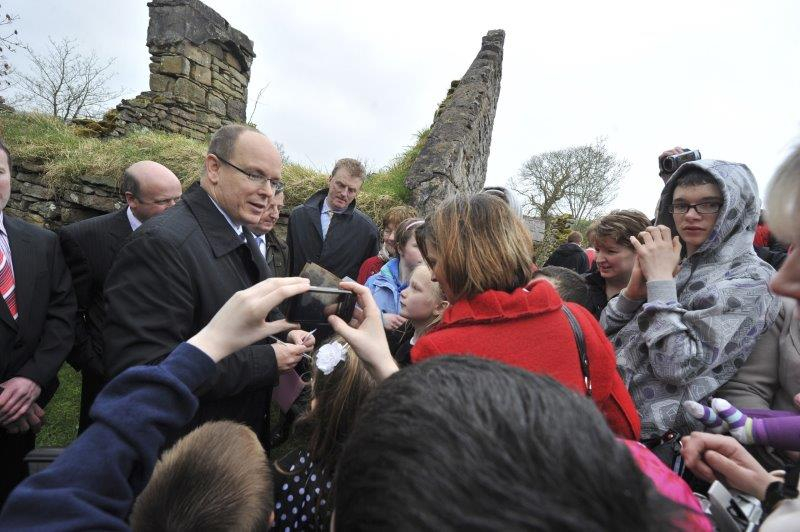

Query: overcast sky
[9,0,800,214]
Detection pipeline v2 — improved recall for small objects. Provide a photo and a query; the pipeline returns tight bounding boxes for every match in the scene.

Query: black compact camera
[286,286,356,327]
[660,149,702,174]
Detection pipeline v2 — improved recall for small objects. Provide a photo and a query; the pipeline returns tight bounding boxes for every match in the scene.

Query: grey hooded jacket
[600,160,780,438]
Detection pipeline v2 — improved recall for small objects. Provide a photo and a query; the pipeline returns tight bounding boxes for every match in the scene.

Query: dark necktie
[243,230,270,281]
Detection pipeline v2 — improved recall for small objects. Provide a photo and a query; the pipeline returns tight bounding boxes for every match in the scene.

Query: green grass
[0,111,422,223]
[36,365,81,448]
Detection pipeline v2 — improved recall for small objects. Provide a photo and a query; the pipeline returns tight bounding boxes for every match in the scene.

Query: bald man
[58,161,181,431]
[102,125,311,446]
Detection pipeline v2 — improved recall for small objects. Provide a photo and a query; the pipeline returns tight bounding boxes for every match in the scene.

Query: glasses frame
[668,201,722,215]
[213,153,284,193]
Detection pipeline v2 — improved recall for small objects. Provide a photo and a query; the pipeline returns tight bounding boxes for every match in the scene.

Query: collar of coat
[182,182,246,258]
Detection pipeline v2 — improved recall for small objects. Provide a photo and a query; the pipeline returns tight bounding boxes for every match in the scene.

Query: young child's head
[130,421,272,531]
[399,263,448,330]
[297,337,377,473]
[380,206,419,256]
[394,217,424,269]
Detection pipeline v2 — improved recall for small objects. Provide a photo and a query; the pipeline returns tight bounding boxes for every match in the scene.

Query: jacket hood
[551,242,585,257]
[304,188,357,215]
[441,279,563,327]
[656,159,760,262]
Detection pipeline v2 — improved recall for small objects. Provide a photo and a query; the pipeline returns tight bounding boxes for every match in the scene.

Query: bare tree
[510,138,628,262]
[511,138,627,222]
[0,6,26,90]
[12,37,122,120]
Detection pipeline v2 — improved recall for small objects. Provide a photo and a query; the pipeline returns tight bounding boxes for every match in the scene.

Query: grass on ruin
[0,111,422,223]
[36,364,81,448]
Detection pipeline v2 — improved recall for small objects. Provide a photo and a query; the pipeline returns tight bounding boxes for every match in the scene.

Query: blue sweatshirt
[0,343,215,531]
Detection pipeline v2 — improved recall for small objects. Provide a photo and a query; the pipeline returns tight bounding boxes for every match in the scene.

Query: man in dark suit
[287,158,379,280]
[102,125,311,446]
[59,161,182,432]
[0,139,77,505]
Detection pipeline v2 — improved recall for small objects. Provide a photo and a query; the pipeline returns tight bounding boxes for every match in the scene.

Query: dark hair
[120,167,140,198]
[394,217,424,251]
[416,194,534,301]
[534,266,590,309]
[208,124,258,161]
[130,421,271,532]
[674,170,717,189]
[334,357,686,531]
[0,137,12,169]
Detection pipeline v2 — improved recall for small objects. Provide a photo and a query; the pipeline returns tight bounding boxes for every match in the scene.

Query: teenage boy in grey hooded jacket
[601,160,780,439]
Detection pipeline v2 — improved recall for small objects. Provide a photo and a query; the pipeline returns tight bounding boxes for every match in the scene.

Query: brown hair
[382,205,418,231]
[567,230,582,244]
[331,158,366,180]
[595,209,651,249]
[416,194,534,301]
[395,217,424,251]
[130,421,271,532]
[293,337,376,476]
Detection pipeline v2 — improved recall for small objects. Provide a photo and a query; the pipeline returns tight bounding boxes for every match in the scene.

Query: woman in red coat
[412,194,641,440]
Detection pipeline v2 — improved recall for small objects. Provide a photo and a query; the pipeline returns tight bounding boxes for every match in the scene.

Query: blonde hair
[331,158,366,180]
[130,421,271,532]
[416,194,534,301]
[766,143,800,244]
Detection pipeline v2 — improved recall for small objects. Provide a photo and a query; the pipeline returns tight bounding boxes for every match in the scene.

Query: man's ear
[124,191,136,207]
[204,154,221,185]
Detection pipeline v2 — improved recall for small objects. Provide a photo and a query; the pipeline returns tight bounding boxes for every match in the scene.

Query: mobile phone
[286,286,356,327]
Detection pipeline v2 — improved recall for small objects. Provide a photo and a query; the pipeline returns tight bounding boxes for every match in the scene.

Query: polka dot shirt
[273,449,333,531]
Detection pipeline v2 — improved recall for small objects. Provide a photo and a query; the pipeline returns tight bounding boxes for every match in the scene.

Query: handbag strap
[561,305,592,397]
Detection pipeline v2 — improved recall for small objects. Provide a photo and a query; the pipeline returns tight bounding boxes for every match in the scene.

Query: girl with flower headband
[273,336,375,531]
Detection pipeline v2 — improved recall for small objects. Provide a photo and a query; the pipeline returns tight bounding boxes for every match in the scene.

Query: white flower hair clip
[315,341,350,375]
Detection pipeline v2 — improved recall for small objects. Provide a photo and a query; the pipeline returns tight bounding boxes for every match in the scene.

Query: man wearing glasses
[600,160,780,441]
[287,158,379,280]
[103,125,312,446]
[59,160,181,433]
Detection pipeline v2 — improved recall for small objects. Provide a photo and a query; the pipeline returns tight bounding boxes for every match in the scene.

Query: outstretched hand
[188,277,310,363]
[328,281,399,382]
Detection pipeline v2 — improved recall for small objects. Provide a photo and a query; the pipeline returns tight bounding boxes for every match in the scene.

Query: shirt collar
[322,197,345,215]
[0,211,5,236]
[126,207,143,231]
[207,194,243,236]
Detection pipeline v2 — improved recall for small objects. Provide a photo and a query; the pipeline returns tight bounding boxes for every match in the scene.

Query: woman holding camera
[411,194,641,440]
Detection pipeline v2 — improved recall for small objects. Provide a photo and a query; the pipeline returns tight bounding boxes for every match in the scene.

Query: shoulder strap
[561,304,592,397]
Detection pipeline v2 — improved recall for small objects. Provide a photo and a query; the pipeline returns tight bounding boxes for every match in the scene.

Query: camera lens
[663,158,677,173]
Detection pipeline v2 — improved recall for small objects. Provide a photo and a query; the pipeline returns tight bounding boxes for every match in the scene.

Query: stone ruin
[405,30,505,215]
[103,0,254,139]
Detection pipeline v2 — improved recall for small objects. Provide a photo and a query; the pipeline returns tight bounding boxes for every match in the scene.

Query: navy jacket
[0,342,212,531]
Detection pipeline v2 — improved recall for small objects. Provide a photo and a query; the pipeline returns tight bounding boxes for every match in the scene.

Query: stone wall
[5,162,124,229]
[405,30,505,215]
[5,162,291,236]
[103,0,254,140]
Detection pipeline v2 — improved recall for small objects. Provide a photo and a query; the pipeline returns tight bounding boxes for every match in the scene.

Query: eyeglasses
[668,201,722,215]
[213,153,284,193]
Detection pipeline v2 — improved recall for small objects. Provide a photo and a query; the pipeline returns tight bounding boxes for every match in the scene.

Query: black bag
[561,305,591,396]
[646,430,686,476]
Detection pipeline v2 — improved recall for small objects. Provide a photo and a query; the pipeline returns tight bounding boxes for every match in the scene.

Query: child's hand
[189,277,310,363]
[329,282,399,382]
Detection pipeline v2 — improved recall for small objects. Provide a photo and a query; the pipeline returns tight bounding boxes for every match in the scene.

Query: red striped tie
[0,248,18,320]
